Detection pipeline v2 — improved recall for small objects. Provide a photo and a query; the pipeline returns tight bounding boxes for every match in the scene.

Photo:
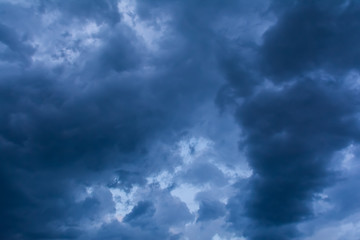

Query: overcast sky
[1,0,360,240]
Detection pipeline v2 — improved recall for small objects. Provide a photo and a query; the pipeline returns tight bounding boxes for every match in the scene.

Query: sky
[1,0,360,239]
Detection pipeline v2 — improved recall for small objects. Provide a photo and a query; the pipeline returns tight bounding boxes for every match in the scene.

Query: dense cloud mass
[1,0,360,240]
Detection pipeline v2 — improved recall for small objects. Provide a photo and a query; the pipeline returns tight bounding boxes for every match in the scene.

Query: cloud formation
[1,0,360,240]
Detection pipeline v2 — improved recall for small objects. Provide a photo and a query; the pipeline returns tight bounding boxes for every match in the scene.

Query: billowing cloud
[1,0,360,240]
[221,1,360,239]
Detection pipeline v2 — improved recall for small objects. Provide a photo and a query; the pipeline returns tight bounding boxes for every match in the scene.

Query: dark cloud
[91,220,176,240]
[0,0,215,238]
[262,0,360,80]
[236,79,359,239]
[2,0,360,239]
[197,200,226,222]
[220,1,360,239]
[124,201,156,228]
[0,23,34,65]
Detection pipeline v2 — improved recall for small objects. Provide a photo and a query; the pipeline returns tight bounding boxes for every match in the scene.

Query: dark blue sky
[1,0,360,239]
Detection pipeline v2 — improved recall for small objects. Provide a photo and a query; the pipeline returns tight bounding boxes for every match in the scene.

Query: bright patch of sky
[177,136,214,165]
[117,0,169,51]
[32,14,103,66]
[108,134,252,239]
[110,186,138,222]
[171,183,208,213]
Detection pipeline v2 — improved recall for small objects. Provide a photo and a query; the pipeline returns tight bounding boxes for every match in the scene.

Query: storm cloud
[1,0,360,240]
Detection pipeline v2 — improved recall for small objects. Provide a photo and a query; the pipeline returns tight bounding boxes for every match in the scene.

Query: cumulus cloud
[1,0,360,240]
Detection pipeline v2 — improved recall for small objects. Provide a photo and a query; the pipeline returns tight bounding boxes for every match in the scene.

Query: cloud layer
[1,1,360,240]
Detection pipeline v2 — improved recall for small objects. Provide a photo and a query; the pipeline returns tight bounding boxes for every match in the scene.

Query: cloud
[124,201,156,227]
[1,0,360,240]
[220,1,360,239]
[0,22,34,65]
[197,200,226,222]
[39,0,120,24]
[261,1,360,80]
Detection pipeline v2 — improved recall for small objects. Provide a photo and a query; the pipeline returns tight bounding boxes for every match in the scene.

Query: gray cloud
[1,0,360,240]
